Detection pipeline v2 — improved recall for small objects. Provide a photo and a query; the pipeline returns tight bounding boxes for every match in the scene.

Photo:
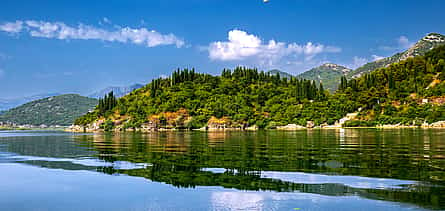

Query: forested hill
[337,44,445,126]
[0,94,98,126]
[349,33,445,78]
[298,63,351,92]
[75,45,445,130]
[293,33,445,93]
[75,67,335,129]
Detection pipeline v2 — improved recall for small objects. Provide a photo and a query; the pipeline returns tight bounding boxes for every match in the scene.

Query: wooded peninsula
[72,45,445,132]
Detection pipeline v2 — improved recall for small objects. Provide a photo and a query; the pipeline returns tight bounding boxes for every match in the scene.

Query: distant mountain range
[0,94,97,126]
[268,69,294,79]
[88,84,144,99]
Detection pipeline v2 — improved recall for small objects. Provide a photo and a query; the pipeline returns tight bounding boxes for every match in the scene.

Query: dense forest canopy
[338,45,445,126]
[75,45,445,129]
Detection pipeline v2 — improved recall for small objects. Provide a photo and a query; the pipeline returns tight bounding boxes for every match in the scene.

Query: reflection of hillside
[207,131,229,147]
[79,130,445,185]
[1,135,92,158]
[3,130,445,210]
[97,166,445,210]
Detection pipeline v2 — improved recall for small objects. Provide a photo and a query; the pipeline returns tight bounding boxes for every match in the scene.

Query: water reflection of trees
[73,129,445,209]
[97,164,445,209]
[76,130,445,184]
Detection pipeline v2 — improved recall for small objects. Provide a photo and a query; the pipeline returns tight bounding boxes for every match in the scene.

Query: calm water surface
[0,129,444,211]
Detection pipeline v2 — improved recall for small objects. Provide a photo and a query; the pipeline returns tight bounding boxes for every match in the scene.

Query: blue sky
[0,0,444,98]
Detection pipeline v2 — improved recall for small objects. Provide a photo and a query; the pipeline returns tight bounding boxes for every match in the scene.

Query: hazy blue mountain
[298,63,352,92]
[0,94,98,126]
[267,69,294,79]
[0,93,61,111]
[88,84,144,99]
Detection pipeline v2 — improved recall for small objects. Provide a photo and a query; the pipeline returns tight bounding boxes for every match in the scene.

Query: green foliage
[74,111,99,126]
[0,94,97,126]
[298,64,351,92]
[76,45,445,128]
[343,120,377,127]
[77,67,349,127]
[349,33,445,78]
[98,91,117,115]
[100,119,114,132]
[340,45,445,125]
[268,69,294,79]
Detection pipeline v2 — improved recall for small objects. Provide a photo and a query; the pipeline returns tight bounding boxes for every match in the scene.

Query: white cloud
[102,17,111,24]
[397,36,414,49]
[351,56,368,69]
[345,54,388,70]
[380,35,415,51]
[371,54,385,61]
[208,29,341,66]
[0,20,184,48]
[0,20,23,33]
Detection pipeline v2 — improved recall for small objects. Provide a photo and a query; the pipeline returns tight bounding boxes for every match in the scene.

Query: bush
[343,120,377,127]
[265,121,283,129]
[255,120,268,129]
[185,116,206,129]
[100,119,115,131]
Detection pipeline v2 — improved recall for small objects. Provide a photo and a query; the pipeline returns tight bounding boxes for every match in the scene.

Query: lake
[0,129,444,211]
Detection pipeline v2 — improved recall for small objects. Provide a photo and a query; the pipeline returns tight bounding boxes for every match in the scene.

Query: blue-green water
[0,129,444,211]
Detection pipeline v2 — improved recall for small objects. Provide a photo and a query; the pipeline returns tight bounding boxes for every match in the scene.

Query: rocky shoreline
[66,120,445,133]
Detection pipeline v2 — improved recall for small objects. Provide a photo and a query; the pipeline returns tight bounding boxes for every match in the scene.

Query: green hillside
[294,33,445,92]
[75,67,340,129]
[0,94,98,126]
[339,45,445,126]
[298,63,351,91]
[349,33,445,78]
[75,45,445,130]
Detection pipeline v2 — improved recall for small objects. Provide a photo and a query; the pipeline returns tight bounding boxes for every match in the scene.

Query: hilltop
[88,84,144,99]
[0,93,61,111]
[0,94,97,126]
[298,63,351,91]
[293,33,445,91]
[350,33,445,78]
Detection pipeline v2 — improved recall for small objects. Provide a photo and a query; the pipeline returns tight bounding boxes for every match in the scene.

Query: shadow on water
[1,129,445,209]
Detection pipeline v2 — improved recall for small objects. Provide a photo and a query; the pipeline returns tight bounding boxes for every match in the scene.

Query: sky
[0,0,444,98]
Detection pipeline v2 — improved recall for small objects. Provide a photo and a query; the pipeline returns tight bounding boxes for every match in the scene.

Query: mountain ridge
[88,84,144,99]
[267,69,294,79]
[298,63,352,91]
[349,33,445,78]
[0,94,98,126]
[0,93,61,111]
